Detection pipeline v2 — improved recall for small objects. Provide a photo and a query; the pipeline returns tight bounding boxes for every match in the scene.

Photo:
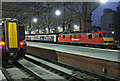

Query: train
[0,18,26,63]
[26,31,115,48]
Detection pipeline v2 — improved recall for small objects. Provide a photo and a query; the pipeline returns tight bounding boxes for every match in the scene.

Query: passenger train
[26,31,115,48]
[0,18,26,63]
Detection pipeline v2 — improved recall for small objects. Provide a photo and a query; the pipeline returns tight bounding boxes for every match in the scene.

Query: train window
[103,33,112,37]
[70,35,72,38]
[63,35,65,39]
[19,25,25,41]
[88,34,92,39]
[74,35,76,38]
[95,34,98,38]
[99,33,102,38]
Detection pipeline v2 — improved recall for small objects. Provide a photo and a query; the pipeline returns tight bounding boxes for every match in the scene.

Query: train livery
[0,18,26,63]
[26,31,114,48]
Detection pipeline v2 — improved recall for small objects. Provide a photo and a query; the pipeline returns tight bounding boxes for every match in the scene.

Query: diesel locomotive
[0,18,26,63]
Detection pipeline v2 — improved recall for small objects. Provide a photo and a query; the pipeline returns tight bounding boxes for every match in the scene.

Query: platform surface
[27,42,120,62]
[0,70,7,81]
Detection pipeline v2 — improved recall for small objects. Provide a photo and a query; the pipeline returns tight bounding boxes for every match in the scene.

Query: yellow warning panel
[8,22,18,48]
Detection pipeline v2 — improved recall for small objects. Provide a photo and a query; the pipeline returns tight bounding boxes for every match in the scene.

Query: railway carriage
[0,18,26,63]
[26,34,58,43]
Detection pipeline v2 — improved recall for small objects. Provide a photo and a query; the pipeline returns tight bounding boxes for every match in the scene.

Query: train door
[94,32,103,44]
[98,33,103,43]
[58,34,62,42]
[94,33,99,44]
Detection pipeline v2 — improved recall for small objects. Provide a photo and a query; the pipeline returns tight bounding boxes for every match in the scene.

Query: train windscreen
[19,25,25,41]
[103,33,112,37]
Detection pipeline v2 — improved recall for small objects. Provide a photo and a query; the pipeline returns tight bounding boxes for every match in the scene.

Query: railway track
[2,62,45,81]
[24,53,118,81]
[2,53,118,81]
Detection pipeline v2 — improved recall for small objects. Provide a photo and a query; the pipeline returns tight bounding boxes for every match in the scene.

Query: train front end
[101,31,114,48]
[1,18,26,63]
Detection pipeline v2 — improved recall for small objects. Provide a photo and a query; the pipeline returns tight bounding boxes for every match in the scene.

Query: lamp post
[55,10,61,33]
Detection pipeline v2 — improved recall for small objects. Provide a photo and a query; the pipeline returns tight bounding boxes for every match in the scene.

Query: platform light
[31,31,35,34]
[58,26,61,29]
[36,29,38,32]
[74,25,77,28]
[55,10,61,16]
[25,31,28,34]
[100,0,107,3]
[112,31,114,34]
[46,28,48,30]
[33,18,37,22]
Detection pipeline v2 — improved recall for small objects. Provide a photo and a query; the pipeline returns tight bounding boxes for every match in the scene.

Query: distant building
[101,4,120,41]
[101,9,116,31]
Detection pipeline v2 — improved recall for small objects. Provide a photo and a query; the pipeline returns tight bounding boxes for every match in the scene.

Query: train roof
[95,31,111,33]
[60,31,111,35]
[61,33,93,35]
[26,33,59,35]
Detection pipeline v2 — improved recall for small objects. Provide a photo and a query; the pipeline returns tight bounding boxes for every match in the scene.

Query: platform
[0,70,7,81]
[27,42,120,62]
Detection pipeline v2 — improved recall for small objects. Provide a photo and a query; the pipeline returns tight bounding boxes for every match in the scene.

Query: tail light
[0,41,5,46]
[20,41,24,46]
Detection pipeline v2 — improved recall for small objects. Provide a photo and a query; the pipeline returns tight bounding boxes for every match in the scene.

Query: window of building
[88,34,92,39]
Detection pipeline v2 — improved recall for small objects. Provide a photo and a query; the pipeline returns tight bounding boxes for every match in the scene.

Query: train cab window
[88,34,92,39]
[99,33,102,38]
[103,33,112,37]
[19,25,25,41]
[63,35,65,39]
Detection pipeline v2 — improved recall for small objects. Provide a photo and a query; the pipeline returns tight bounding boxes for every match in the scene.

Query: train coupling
[8,52,17,57]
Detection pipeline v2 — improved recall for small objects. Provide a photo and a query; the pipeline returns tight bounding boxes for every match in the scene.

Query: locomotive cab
[102,33,114,45]
[94,31,114,47]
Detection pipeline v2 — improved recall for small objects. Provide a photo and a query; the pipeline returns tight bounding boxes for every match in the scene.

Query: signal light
[0,41,5,46]
[20,41,24,46]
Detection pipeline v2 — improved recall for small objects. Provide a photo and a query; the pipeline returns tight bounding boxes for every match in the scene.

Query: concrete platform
[27,42,120,62]
[0,70,7,81]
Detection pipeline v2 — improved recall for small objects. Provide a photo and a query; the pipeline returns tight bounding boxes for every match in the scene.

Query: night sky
[92,2,119,27]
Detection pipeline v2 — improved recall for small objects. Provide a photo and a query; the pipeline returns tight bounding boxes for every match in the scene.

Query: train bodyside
[58,31,114,47]
[26,34,58,43]
[0,18,27,63]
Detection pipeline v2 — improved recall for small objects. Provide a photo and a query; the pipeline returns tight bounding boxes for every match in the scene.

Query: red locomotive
[58,31,114,47]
